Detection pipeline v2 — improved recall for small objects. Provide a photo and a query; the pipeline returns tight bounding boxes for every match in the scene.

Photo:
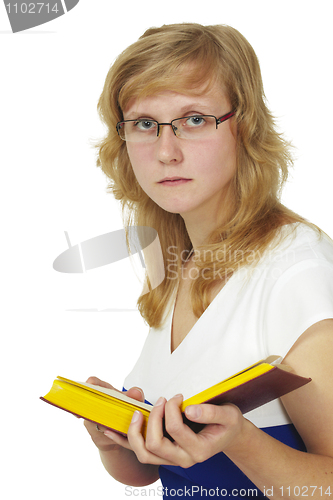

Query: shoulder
[249,223,333,290]
[257,223,333,357]
[239,222,333,307]
[265,222,333,271]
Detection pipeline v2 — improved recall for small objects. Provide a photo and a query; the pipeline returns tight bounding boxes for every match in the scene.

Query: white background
[1,1,332,499]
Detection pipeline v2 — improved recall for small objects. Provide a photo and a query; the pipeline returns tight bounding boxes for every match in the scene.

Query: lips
[158,176,192,184]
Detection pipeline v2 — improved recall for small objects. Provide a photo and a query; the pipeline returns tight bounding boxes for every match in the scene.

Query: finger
[104,429,132,450]
[184,403,245,453]
[84,420,123,451]
[146,396,166,438]
[161,395,206,459]
[125,386,145,402]
[127,410,149,453]
[85,376,118,391]
[84,419,108,434]
[128,407,174,466]
[164,394,198,443]
[145,397,170,452]
[147,395,195,466]
[184,403,241,426]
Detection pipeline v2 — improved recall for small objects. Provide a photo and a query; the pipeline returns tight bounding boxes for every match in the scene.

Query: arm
[83,377,159,487]
[107,319,333,498]
[224,318,333,497]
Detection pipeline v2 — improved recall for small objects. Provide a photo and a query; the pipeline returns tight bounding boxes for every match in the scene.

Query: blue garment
[158,424,306,498]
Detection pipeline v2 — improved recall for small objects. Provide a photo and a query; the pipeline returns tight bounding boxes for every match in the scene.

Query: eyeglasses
[116,110,235,143]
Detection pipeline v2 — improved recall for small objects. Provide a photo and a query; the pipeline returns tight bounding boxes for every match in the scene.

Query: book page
[57,377,153,411]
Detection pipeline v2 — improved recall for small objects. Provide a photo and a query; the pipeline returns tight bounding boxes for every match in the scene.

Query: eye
[134,119,157,132]
[185,116,206,127]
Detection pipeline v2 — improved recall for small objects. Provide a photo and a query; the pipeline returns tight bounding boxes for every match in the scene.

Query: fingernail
[185,405,201,419]
[104,430,118,439]
[131,410,140,423]
[132,387,144,398]
[154,397,165,407]
[171,393,183,400]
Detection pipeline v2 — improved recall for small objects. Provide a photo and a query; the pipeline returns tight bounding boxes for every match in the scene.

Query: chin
[153,199,189,214]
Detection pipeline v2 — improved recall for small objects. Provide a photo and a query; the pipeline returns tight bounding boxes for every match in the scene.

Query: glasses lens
[118,120,158,142]
[172,116,216,139]
[117,123,126,140]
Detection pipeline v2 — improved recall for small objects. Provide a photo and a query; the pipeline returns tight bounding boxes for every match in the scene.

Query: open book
[40,355,311,437]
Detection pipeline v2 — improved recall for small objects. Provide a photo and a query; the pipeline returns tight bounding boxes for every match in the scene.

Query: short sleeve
[263,259,333,357]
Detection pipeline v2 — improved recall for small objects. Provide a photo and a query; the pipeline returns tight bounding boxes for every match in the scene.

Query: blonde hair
[97,23,307,327]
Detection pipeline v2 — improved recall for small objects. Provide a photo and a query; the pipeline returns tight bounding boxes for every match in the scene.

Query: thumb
[184,403,240,424]
[125,386,145,402]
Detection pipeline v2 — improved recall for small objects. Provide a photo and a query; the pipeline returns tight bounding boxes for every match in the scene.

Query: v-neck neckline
[167,223,299,355]
[168,267,240,355]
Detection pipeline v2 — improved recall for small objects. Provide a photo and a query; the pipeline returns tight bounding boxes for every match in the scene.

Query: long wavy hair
[96,23,307,327]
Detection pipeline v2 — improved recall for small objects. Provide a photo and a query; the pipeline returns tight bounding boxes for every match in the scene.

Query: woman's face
[123,83,237,223]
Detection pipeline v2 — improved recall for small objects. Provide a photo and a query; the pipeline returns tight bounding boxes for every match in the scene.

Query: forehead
[123,84,229,119]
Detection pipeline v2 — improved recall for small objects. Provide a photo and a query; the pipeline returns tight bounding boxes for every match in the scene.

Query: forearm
[99,442,160,487]
[225,420,333,499]
[83,383,159,486]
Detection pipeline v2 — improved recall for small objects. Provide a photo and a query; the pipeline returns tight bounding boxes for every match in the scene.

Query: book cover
[40,356,311,437]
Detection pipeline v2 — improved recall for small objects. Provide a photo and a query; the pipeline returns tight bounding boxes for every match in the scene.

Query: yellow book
[40,355,311,438]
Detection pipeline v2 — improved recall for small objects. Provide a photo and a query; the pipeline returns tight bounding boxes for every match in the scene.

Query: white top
[124,223,333,429]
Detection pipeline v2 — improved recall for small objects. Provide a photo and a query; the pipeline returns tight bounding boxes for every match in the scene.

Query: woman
[84,24,333,498]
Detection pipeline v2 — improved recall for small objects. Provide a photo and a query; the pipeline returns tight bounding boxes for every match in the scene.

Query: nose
[156,124,183,165]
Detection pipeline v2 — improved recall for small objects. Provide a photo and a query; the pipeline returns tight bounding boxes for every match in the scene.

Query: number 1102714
[5,3,60,14]
[279,486,332,497]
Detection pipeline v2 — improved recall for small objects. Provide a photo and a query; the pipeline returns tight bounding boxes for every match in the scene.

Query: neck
[181,198,234,252]
[181,210,226,251]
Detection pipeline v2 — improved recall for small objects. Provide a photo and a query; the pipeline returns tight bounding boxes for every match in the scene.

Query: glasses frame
[116,110,235,142]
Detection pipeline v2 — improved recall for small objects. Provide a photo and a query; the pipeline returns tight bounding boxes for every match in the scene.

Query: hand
[83,376,145,452]
[109,394,250,468]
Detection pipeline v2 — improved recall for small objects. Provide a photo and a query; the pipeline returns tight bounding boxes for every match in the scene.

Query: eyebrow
[179,103,212,115]
[124,103,213,121]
